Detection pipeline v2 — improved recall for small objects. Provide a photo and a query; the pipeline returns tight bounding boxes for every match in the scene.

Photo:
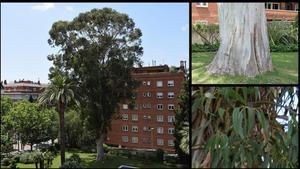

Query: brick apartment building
[1,80,47,102]
[106,62,186,153]
[192,2,299,24]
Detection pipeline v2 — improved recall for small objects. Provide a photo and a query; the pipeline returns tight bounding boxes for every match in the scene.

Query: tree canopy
[47,7,143,160]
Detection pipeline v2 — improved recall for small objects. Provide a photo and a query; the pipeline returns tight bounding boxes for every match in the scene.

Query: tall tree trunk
[59,102,65,166]
[96,132,106,161]
[207,3,272,77]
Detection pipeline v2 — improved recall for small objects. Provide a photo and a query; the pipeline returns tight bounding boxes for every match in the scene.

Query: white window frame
[168,140,174,147]
[157,104,163,110]
[168,128,175,134]
[196,2,208,8]
[132,126,138,132]
[157,115,164,122]
[147,92,151,97]
[168,104,175,110]
[122,125,128,131]
[168,92,174,99]
[122,104,128,109]
[167,80,174,87]
[122,114,128,120]
[157,138,164,146]
[157,92,163,99]
[196,20,208,25]
[122,136,128,142]
[147,81,151,86]
[132,114,138,121]
[132,137,138,143]
[168,116,175,123]
[142,81,146,85]
[156,81,163,87]
[157,127,164,134]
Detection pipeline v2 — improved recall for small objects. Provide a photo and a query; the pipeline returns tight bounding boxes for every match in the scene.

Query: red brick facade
[106,64,186,153]
[192,2,299,24]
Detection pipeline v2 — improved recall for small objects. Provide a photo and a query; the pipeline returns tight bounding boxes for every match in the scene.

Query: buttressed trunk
[96,132,106,161]
[207,3,273,77]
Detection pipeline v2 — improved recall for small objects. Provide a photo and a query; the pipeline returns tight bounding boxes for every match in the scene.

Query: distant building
[192,2,299,24]
[1,80,48,102]
[106,62,186,153]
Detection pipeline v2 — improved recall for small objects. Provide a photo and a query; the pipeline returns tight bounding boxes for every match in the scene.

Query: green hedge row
[192,43,299,53]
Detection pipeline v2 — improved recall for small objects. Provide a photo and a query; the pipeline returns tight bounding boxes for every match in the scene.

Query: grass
[192,52,298,84]
[8,151,170,168]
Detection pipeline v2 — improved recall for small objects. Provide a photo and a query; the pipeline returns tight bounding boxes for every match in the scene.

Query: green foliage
[1,96,13,115]
[3,101,57,149]
[19,151,41,164]
[156,149,164,162]
[192,87,299,168]
[59,154,82,168]
[193,23,219,45]
[268,21,298,46]
[1,157,11,166]
[192,43,219,52]
[174,80,190,165]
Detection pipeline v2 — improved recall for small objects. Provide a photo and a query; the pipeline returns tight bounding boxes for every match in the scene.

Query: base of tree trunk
[207,3,273,77]
[96,134,105,161]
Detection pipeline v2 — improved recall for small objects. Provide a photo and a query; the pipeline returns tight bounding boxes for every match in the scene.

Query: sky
[1,3,189,83]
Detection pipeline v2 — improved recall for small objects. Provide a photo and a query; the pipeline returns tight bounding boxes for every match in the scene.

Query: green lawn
[192,52,298,84]
[10,151,170,168]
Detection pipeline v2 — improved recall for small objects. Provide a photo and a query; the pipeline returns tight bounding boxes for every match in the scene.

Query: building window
[122,125,128,131]
[143,103,151,109]
[132,137,138,143]
[157,115,164,122]
[168,104,175,110]
[157,104,163,110]
[122,104,128,109]
[157,127,164,134]
[122,114,128,120]
[132,126,138,132]
[143,126,151,131]
[143,115,151,120]
[168,128,175,134]
[147,92,151,97]
[272,3,279,10]
[168,140,175,147]
[132,114,138,121]
[168,116,175,123]
[157,92,163,99]
[147,81,151,86]
[122,136,128,142]
[196,3,208,8]
[168,92,174,99]
[156,81,163,87]
[157,139,164,146]
[167,80,174,87]
[142,81,146,85]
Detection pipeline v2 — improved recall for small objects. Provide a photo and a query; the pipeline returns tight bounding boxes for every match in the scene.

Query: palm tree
[38,74,77,166]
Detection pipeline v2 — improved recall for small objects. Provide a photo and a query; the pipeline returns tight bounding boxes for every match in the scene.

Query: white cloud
[181,24,189,32]
[31,3,55,11]
[65,6,74,12]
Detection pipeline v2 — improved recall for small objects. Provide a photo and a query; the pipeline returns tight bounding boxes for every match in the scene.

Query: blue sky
[1,3,189,83]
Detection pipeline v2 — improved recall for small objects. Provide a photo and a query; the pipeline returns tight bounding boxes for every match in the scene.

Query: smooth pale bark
[96,133,106,161]
[207,3,273,77]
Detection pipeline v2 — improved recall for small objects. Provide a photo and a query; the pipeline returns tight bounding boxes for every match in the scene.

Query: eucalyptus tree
[192,87,298,168]
[47,8,143,160]
[38,73,77,165]
[207,3,273,76]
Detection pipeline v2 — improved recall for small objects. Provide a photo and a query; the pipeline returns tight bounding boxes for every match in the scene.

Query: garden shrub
[19,151,41,164]
[60,154,82,169]
[12,155,20,163]
[1,157,11,166]
[156,149,164,162]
